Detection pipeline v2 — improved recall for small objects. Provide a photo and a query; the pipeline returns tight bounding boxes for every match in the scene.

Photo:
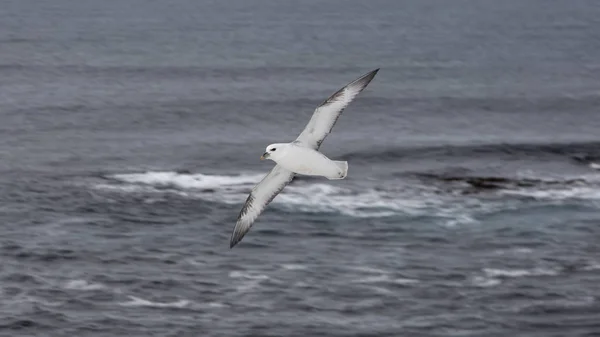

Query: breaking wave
[109,171,264,191]
[411,171,600,200]
[94,171,444,219]
[91,167,600,222]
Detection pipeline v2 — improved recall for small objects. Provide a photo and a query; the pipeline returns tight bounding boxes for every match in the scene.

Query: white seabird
[230,69,379,248]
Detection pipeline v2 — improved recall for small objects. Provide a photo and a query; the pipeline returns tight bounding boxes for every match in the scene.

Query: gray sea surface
[1,0,600,336]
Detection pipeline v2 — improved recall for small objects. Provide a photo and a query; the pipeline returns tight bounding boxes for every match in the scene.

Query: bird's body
[261,143,348,180]
[230,68,380,248]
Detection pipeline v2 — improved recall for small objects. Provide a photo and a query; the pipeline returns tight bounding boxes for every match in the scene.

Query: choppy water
[2,0,600,336]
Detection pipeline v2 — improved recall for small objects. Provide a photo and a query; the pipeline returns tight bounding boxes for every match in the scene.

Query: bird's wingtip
[229,234,241,249]
[229,224,247,249]
[366,68,381,76]
[352,68,380,88]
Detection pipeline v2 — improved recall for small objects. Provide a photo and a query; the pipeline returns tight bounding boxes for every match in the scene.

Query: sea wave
[94,171,445,218]
[109,171,263,191]
[414,171,600,200]
[91,168,600,222]
[500,186,600,201]
[483,267,559,278]
[64,280,105,291]
[339,141,600,163]
[118,296,190,309]
[471,266,560,288]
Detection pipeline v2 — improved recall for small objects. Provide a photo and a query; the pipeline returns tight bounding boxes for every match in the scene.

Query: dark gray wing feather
[230,165,295,248]
[295,69,379,150]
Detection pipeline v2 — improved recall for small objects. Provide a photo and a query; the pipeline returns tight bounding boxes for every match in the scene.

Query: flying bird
[230,69,379,248]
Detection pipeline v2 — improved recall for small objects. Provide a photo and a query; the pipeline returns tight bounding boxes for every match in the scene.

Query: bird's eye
[271,148,276,152]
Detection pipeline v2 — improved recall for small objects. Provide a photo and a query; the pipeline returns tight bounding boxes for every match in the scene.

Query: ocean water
[1,0,600,336]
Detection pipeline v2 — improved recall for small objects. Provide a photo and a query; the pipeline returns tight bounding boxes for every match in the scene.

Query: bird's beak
[260,152,269,160]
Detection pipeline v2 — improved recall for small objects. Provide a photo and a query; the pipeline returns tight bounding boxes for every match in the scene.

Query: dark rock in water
[571,154,600,167]
[412,171,593,195]
[5,319,38,330]
[515,180,538,187]
[562,178,587,185]
[175,169,193,175]
[571,154,589,163]
[464,177,507,190]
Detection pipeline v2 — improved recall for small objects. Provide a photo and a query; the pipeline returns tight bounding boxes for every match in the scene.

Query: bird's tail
[327,161,348,180]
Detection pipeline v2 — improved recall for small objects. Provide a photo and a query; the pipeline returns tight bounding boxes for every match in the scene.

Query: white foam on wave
[441,213,478,228]
[590,163,600,170]
[119,295,190,308]
[494,247,534,256]
[228,271,270,280]
[472,276,501,287]
[94,184,164,194]
[228,271,274,293]
[352,274,419,285]
[280,263,307,271]
[501,187,600,201]
[65,279,105,291]
[275,183,437,218]
[471,266,559,287]
[95,168,597,221]
[483,267,559,278]
[110,171,264,190]
[94,171,450,219]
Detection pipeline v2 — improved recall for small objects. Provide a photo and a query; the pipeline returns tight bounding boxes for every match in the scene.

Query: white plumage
[261,143,348,179]
[230,69,379,248]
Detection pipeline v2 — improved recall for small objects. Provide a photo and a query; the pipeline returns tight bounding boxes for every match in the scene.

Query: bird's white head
[260,143,287,161]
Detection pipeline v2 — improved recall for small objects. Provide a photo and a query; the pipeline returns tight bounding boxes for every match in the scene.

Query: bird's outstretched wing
[230,165,295,248]
[295,68,379,150]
